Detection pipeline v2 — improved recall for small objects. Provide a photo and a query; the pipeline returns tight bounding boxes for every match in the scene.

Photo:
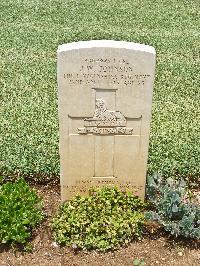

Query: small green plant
[145,174,200,239]
[51,187,145,251]
[133,258,145,266]
[0,178,43,245]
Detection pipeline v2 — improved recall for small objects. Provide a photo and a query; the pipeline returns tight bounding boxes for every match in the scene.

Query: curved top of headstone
[58,40,156,55]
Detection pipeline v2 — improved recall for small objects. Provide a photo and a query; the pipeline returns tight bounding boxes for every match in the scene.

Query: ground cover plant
[0,178,43,245]
[51,187,145,251]
[0,0,199,182]
[145,174,200,239]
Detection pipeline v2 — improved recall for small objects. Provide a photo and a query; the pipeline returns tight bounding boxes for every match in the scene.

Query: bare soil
[0,183,199,266]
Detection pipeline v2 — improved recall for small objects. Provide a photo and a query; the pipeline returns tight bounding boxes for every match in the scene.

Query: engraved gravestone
[58,40,156,201]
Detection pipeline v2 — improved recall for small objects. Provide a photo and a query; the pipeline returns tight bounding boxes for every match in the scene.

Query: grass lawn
[0,0,199,181]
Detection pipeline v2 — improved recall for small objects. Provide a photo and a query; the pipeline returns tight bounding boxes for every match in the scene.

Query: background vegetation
[0,0,199,181]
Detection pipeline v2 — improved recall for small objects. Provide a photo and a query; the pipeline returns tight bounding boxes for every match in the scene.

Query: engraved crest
[78,99,133,135]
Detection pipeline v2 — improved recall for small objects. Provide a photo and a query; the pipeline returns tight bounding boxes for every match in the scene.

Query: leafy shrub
[0,178,43,244]
[145,174,200,239]
[51,187,145,251]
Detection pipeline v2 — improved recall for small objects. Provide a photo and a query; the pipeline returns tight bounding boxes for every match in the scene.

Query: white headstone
[58,40,156,201]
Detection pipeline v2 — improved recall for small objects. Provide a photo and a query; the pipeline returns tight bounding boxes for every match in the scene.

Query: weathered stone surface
[57,40,156,201]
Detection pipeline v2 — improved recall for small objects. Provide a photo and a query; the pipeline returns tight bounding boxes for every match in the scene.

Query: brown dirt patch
[0,183,199,266]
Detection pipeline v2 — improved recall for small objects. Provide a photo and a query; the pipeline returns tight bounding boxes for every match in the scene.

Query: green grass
[0,0,199,181]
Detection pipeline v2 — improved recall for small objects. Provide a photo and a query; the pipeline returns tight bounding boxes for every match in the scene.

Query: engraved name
[64,57,151,86]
